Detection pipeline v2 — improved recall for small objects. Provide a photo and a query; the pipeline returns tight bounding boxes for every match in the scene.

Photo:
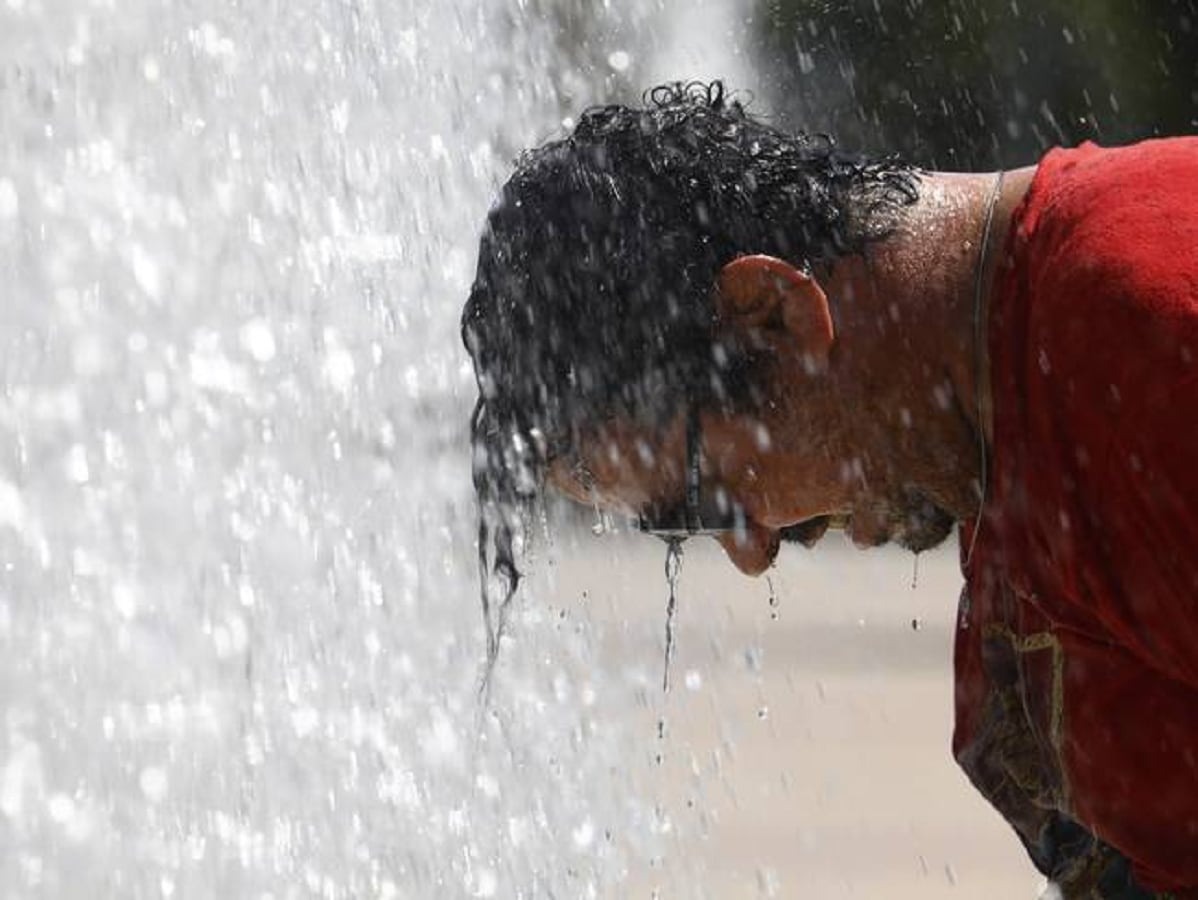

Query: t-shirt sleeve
[1012,139,1198,891]
[1019,140,1198,691]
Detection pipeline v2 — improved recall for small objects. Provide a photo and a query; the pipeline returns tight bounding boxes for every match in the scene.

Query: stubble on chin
[776,488,956,553]
[892,487,956,553]
[844,489,956,553]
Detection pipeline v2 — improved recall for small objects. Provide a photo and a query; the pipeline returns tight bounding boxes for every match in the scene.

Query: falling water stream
[660,539,684,693]
[0,1,751,896]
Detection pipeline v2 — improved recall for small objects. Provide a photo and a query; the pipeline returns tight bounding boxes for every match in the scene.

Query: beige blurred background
[539,530,1042,899]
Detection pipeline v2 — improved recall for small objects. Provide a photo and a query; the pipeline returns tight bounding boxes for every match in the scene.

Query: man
[462,82,1198,897]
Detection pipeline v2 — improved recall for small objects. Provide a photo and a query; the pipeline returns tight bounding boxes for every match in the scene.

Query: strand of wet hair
[476,510,521,704]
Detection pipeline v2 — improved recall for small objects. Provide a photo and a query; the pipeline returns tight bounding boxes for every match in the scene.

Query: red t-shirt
[955,139,1198,895]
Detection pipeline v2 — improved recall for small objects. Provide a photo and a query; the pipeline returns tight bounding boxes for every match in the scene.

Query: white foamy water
[0,1,694,896]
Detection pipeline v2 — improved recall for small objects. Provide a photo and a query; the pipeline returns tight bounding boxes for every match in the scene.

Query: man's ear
[715,254,835,373]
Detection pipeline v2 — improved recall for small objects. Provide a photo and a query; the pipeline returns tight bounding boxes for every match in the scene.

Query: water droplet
[1038,348,1051,374]
[239,317,277,362]
[473,866,497,898]
[607,50,631,72]
[130,244,161,299]
[572,819,595,849]
[65,445,90,484]
[323,346,355,393]
[0,178,18,219]
[47,793,74,823]
[754,423,772,450]
[139,766,168,803]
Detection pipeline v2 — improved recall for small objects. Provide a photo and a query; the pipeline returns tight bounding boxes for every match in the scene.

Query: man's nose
[715,520,780,576]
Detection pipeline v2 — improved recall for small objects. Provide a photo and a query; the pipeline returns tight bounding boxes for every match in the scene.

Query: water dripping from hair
[661,538,684,693]
[476,512,520,705]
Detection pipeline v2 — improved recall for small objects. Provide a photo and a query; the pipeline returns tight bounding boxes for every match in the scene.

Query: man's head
[462,81,928,618]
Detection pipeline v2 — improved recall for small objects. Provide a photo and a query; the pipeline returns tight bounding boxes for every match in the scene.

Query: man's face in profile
[546,377,955,577]
[540,253,957,574]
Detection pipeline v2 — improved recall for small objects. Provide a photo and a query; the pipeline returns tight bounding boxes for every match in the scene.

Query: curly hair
[461,81,918,679]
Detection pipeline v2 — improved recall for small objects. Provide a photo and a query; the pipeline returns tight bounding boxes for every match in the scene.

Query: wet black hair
[461,81,918,679]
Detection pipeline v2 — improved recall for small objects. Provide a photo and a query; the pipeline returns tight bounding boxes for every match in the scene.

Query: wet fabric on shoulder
[955,137,1198,899]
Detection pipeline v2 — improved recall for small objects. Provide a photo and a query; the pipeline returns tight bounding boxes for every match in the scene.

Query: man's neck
[817,167,1036,518]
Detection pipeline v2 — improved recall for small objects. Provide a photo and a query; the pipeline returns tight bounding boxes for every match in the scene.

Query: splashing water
[0,1,684,896]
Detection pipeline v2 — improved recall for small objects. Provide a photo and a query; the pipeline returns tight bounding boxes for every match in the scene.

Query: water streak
[662,537,684,692]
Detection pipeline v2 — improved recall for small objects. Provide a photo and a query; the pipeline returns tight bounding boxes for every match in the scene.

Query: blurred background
[753,0,1198,168]
[556,0,1198,167]
[0,0,1192,898]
